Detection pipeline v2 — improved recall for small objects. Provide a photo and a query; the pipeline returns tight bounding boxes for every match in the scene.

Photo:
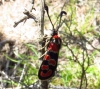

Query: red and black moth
[38,32,62,80]
[38,4,66,80]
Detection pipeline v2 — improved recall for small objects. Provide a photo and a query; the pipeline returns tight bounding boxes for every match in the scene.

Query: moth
[38,4,66,80]
[38,31,62,80]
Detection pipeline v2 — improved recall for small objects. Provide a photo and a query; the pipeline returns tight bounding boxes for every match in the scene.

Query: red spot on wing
[53,35,60,39]
[41,65,49,70]
[49,59,56,66]
[40,69,52,77]
[44,55,50,60]
[48,43,58,52]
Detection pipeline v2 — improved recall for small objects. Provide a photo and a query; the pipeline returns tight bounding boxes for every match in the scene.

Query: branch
[38,0,49,89]
[14,16,28,27]
[14,10,38,27]
[23,10,38,23]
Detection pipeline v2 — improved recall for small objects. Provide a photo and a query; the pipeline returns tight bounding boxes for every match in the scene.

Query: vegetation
[0,0,100,89]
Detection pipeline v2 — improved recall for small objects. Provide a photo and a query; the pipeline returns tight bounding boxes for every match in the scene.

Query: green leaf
[4,54,20,63]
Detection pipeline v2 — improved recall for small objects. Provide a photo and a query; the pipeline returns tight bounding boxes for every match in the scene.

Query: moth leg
[38,51,46,59]
[38,35,51,53]
[38,40,49,51]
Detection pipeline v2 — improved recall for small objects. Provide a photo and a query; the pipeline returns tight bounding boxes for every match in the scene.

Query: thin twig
[17,64,26,88]
[14,9,38,27]
[14,16,28,27]
[39,0,49,89]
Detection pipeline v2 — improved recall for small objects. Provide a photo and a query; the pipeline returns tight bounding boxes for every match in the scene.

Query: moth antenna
[44,4,55,31]
[56,11,67,32]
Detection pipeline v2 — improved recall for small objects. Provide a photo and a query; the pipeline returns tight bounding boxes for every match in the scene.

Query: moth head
[52,35,62,49]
